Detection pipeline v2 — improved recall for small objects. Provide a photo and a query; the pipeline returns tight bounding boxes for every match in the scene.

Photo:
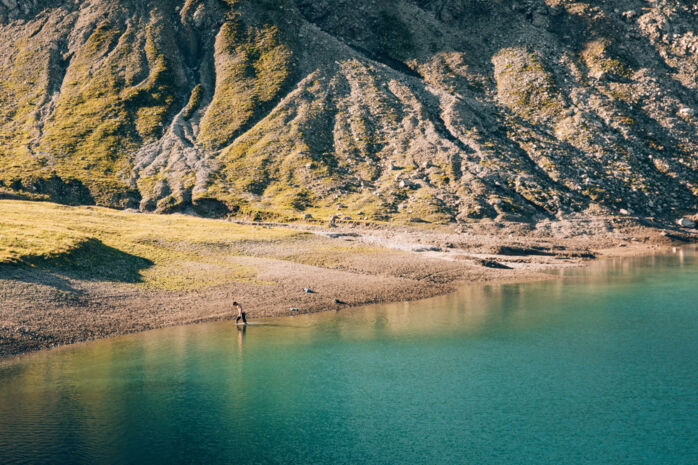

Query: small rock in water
[621,10,637,22]
[677,217,696,228]
[678,107,695,118]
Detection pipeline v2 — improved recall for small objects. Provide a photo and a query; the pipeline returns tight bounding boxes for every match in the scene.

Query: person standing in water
[234,302,247,325]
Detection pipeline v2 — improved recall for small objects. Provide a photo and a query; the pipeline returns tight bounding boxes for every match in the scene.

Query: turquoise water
[1,248,697,465]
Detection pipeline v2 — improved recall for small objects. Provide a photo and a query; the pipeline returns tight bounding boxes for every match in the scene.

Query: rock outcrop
[0,0,696,223]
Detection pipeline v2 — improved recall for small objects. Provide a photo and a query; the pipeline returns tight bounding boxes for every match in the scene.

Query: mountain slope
[0,0,696,223]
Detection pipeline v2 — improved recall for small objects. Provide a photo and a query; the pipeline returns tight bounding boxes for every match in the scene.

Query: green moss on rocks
[580,39,633,80]
[492,48,565,123]
[183,84,203,119]
[198,17,295,149]
[36,17,182,207]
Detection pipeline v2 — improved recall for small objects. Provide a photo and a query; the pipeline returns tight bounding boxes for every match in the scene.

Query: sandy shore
[1,215,696,359]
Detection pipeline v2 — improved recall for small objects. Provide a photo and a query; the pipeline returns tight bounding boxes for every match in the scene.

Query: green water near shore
[1,248,697,464]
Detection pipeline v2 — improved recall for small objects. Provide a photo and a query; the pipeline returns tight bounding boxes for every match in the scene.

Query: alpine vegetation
[0,0,696,224]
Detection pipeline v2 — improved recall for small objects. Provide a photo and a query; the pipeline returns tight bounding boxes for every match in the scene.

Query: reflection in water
[556,245,696,278]
[0,247,696,465]
[237,325,246,358]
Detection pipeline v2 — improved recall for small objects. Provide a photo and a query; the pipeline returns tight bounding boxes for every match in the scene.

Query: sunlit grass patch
[0,200,306,290]
[0,220,88,265]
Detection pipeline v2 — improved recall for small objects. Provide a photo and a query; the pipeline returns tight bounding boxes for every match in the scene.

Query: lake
[1,247,696,464]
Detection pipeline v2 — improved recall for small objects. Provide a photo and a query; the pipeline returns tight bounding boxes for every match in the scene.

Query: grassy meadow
[0,200,308,290]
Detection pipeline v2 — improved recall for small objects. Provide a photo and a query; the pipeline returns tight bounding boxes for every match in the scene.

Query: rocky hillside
[0,0,696,223]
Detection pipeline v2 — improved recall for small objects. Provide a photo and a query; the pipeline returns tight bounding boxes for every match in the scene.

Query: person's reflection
[236,324,246,356]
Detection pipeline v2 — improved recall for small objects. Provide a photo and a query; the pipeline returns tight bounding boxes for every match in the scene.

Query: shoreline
[0,243,691,362]
[0,248,651,365]
[0,268,555,365]
[1,242,688,365]
[2,204,697,360]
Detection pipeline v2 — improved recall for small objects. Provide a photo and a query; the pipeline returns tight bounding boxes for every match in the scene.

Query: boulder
[676,217,696,228]
[678,107,695,118]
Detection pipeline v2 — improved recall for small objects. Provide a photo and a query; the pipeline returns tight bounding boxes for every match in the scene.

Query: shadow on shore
[0,238,154,291]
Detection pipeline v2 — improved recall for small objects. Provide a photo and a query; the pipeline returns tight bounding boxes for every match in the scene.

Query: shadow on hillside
[1,238,154,290]
[0,265,82,294]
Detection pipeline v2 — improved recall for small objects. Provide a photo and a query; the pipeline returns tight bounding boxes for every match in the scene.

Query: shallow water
[1,248,697,465]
